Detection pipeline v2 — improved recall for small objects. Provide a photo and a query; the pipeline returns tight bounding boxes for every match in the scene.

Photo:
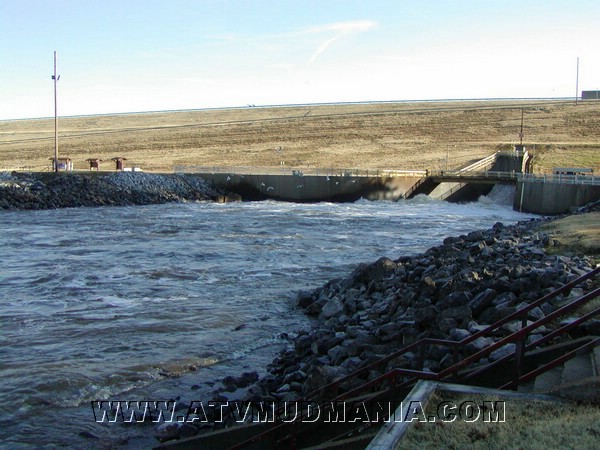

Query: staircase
[519,342,600,400]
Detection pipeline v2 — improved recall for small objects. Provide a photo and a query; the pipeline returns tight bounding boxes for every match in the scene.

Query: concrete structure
[177,151,527,203]
[408,150,529,202]
[515,176,600,214]
[177,150,600,214]
[192,171,423,202]
[582,90,600,100]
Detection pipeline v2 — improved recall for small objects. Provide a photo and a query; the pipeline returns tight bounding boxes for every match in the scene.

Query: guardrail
[458,153,497,172]
[519,172,599,186]
[173,165,426,178]
[429,169,517,180]
[2,166,49,172]
[428,170,599,186]
[173,165,599,186]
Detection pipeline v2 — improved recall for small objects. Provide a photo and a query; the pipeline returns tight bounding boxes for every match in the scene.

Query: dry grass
[1,100,599,173]
[400,392,600,449]
[540,213,600,256]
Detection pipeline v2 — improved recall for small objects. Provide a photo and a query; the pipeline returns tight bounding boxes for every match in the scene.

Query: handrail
[173,165,427,178]
[464,304,600,382]
[458,153,497,172]
[230,266,599,449]
[304,266,599,401]
[498,336,600,390]
[403,175,428,198]
[429,170,517,179]
[333,285,600,402]
[518,172,600,186]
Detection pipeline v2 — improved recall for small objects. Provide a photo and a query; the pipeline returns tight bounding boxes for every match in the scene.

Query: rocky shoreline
[0,171,237,209]
[156,204,599,441]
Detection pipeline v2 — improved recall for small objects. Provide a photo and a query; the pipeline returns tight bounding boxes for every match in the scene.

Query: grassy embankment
[400,392,600,449]
[1,99,598,174]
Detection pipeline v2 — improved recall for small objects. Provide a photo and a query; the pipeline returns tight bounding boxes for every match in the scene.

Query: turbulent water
[0,186,534,448]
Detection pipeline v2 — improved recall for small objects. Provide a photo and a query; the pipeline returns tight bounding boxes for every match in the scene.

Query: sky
[1,0,599,120]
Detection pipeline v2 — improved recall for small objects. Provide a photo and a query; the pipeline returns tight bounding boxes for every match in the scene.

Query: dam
[175,150,524,203]
[176,149,599,214]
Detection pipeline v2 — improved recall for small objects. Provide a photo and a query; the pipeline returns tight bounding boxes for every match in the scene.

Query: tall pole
[52,51,59,172]
[575,57,579,106]
[519,107,524,147]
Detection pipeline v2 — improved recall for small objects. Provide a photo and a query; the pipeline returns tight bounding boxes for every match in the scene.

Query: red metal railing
[230,266,600,449]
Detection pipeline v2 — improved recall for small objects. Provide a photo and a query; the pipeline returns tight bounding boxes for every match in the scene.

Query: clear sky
[1,0,598,119]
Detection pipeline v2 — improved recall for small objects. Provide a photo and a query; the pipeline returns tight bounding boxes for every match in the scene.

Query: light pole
[52,51,60,172]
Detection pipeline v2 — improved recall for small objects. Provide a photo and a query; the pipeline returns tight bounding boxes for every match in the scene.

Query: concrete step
[592,345,600,377]
[561,354,594,385]
[534,366,563,393]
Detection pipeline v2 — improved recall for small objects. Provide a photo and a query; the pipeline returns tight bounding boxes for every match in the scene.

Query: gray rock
[467,321,489,334]
[327,345,348,365]
[466,336,493,354]
[469,288,497,316]
[528,306,545,321]
[414,305,438,328]
[449,328,470,341]
[321,297,344,319]
[156,423,184,442]
[296,291,315,308]
[439,305,472,323]
[489,343,516,361]
[491,306,518,323]
[438,317,458,334]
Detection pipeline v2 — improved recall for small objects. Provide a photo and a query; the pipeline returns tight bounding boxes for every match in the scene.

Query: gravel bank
[0,171,235,209]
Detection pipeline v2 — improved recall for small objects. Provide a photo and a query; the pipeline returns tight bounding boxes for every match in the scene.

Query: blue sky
[1,0,598,119]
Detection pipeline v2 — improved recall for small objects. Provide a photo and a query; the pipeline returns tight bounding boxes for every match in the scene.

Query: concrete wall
[194,173,422,202]
[514,181,600,215]
[491,152,528,173]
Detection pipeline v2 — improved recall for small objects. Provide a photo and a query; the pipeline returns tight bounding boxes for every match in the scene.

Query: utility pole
[519,107,524,147]
[52,51,60,172]
[575,57,579,106]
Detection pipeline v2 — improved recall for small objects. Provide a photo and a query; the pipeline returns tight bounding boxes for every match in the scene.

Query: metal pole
[52,51,59,172]
[575,57,579,106]
[519,107,524,147]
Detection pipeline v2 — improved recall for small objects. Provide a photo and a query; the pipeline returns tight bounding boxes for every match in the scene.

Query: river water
[0,186,534,448]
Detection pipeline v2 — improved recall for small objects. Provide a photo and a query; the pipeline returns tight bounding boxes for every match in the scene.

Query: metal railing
[519,172,600,186]
[429,169,518,180]
[312,267,600,403]
[458,153,498,172]
[415,170,599,186]
[231,267,600,449]
[174,165,426,178]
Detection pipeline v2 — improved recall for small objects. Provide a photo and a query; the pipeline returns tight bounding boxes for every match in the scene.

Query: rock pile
[211,215,597,410]
[160,214,598,440]
[0,171,233,209]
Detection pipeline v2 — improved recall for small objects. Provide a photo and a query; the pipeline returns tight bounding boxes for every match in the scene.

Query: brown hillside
[1,99,598,173]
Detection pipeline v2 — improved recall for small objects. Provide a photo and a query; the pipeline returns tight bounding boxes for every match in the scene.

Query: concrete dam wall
[194,172,422,202]
[515,181,600,214]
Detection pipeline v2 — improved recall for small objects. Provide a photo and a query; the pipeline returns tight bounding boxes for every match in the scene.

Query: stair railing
[230,266,599,449]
